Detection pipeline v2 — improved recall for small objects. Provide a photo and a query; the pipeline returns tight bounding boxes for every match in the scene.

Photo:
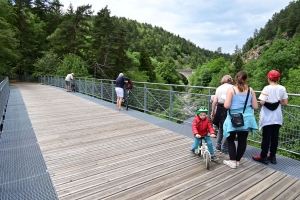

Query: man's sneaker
[190,149,195,156]
[215,145,221,151]
[223,160,236,168]
[236,161,240,167]
[221,148,228,154]
[252,155,269,164]
[211,155,219,161]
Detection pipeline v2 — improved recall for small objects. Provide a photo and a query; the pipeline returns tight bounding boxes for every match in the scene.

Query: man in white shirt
[65,73,74,92]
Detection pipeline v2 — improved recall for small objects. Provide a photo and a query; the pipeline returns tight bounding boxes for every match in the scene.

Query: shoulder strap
[243,87,251,113]
[232,86,236,94]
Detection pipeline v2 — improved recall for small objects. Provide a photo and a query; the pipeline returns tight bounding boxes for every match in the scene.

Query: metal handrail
[0,77,9,131]
[39,76,300,156]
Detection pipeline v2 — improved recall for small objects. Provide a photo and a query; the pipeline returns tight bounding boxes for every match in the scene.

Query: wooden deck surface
[14,83,300,200]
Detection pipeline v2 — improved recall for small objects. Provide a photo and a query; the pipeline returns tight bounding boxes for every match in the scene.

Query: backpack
[125,80,133,89]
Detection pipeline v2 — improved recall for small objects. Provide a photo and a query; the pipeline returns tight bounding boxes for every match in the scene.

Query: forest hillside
[1,0,300,99]
[0,0,230,85]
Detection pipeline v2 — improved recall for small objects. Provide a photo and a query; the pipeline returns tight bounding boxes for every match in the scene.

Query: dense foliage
[1,0,300,98]
[0,0,229,84]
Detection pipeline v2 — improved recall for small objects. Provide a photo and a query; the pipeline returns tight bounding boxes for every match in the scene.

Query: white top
[258,84,288,129]
[65,74,73,81]
[215,83,232,103]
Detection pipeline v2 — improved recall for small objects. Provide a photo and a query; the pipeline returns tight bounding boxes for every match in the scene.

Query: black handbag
[229,87,250,127]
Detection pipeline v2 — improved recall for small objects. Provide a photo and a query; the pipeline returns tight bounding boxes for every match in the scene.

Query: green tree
[91,6,129,79]
[47,4,93,58]
[139,45,155,82]
[33,51,60,76]
[56,53,89,77]
[0,0,20,75]
[155,59,180,84]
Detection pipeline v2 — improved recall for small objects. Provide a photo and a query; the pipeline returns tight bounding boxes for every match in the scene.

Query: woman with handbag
[222,71,258,168]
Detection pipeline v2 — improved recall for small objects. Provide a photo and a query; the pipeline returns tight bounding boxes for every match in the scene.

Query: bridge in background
[177,69,194,80]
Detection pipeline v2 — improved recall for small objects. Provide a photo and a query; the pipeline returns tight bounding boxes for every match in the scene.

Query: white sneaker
[237,161,240,167]
[223,160,237,169]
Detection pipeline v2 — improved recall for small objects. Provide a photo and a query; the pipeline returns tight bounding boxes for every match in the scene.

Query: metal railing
[0,77,9,133]
[40,76,300,156]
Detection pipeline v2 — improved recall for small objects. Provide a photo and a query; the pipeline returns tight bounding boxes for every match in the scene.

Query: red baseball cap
[267,70,280,81]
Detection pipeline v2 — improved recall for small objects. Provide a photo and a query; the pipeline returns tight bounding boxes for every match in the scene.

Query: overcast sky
[60,0,291,54]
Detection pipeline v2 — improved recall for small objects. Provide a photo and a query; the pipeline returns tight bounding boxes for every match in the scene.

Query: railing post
[208,88,212,117]
[100,80,103,99]
[85,78,87,94]
[144,83,147,113]
[92,78,95,97]
[169,85,173,121]
[111,81,114,103]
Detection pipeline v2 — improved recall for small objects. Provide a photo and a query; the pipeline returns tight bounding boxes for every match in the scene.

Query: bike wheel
[204,151,210,170]
[126,97,130,110]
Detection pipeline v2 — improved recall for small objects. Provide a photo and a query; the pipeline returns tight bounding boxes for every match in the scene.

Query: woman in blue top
[223,71,258,168]
[115,73,130,110]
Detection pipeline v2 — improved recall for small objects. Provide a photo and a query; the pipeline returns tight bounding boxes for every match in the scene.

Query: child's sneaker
[211,155,219,161]
[223,160,237,168]
[215,145,221,151]
[190,149,195,156]
[221,148,228,154]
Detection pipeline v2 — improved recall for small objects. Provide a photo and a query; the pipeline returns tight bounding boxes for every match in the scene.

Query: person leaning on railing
[65,73,74,92]
[115,73,130,110]
[252,70,288,165]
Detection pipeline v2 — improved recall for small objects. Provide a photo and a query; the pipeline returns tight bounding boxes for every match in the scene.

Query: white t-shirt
[258,84,288,129]
[65,74,73,81]
[215,83,232,104]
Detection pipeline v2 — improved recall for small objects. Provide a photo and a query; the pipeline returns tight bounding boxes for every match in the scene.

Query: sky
[59,0,292,54]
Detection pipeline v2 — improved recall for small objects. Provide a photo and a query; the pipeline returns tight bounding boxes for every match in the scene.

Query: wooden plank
[144,159,250,200]
[51,140,190,180]
[58,154,197,199]
[55,145,191,191]
[232,171,286,200]
[167,160,257,200]
[61,158,204,200]
[253,175,299,200]
[274,180,300,200]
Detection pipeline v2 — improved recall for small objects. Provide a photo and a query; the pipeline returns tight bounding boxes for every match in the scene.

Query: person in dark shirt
[115,73,130,110]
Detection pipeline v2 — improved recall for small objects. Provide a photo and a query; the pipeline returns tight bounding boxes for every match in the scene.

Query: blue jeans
[191,135,214,155]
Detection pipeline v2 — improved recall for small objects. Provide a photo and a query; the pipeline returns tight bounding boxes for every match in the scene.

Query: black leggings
[227,131,249,161]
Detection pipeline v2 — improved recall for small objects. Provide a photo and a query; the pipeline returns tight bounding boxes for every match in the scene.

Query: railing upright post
[100,80,103,99]
[169,85,173,121]
[111,81,114,103]
[144,83,147,113]
[85,78,87,94]
[92,78,95,97]
[208,88,212,117]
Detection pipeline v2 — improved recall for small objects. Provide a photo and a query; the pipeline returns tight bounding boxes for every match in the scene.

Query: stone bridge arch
[177,69,194,81]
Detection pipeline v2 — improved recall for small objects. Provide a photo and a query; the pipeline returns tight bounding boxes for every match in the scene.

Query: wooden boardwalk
[13,83,300,200]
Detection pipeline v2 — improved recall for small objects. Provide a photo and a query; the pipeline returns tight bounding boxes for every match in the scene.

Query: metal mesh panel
[0,86,58,199]
[0,174,58,200]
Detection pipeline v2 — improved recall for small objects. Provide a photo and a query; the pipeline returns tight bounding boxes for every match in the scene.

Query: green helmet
[196,106,208,115]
